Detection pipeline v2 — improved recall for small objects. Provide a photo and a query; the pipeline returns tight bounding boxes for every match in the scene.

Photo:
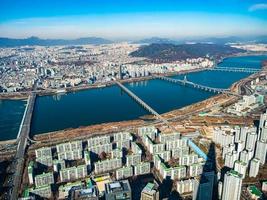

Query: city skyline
[0,0,267,39]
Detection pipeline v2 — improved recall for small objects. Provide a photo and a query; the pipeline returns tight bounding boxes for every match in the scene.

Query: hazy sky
[0,0,267,39]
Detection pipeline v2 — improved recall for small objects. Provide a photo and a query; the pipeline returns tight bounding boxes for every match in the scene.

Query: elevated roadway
[156,75,240,96]
[208,67,260,73]
[10,93,36,200]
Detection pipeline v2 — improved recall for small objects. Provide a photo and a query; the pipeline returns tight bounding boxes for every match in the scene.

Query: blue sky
[0,0,267,39]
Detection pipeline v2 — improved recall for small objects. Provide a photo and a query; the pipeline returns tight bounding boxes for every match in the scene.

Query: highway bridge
[114,79,177,132]
[156,75,240,96]
[208,67,261,73]
[9,93,36,200]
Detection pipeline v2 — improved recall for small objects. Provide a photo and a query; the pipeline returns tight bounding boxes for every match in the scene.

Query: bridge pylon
[183,75,187,85]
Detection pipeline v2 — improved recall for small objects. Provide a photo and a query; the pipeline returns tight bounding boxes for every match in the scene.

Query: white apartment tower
[221,170,243,200]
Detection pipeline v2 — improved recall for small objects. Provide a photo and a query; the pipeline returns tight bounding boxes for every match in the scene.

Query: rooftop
[248,185,262,197]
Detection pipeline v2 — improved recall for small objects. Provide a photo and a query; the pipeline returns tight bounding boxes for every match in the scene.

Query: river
[0,55,266,140]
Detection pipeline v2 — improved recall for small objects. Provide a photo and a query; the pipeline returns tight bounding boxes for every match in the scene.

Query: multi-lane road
[9,92,36,200]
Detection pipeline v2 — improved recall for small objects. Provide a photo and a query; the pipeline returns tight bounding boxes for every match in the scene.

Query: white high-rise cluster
[213,110,267,200]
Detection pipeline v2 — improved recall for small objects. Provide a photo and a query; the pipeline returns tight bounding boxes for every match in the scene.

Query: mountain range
[130,43,245,63]
[0,35,267,47]
[0,36,112,47]
[133,36,267,45]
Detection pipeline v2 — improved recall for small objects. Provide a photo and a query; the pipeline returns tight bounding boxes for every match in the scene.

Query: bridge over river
[9,93,36,200]
[156,75,240,96]
[208,66,261,73]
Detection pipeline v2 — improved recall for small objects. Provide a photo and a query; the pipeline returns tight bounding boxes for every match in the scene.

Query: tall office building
[192,171,214,200]
[221,170,243,200]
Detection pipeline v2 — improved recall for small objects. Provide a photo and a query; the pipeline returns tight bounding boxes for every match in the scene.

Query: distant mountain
[193,36,243,44]
[130,43,245,62]
[186,36,267,44]
[134,37,178,44]
[0,36,113,47]
[134,35,267,45]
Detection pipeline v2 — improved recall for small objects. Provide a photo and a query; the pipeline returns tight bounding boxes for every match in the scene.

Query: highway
[9,92,36,200]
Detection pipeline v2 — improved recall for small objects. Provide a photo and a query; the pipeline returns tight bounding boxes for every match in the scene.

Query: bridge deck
[115,80,176,131]
[208,67,260,73]
[157,76,240,96]
[10,93,36,200]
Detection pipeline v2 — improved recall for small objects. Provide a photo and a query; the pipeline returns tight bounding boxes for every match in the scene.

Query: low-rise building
[59,181,83,199]
[247,185,263,200]
[262,181,267,192]
[69,185,99,200]
[141,182,159,200]
[105,180,132,200]
[29,184,52,199]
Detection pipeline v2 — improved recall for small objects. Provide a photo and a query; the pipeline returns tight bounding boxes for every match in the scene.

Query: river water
[0,55,266,140]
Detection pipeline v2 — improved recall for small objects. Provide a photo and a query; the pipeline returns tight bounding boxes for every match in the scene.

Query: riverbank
[0,66,211,100]
[31,61,265,146]
[1,52,266,100]
[1,55,266,145]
